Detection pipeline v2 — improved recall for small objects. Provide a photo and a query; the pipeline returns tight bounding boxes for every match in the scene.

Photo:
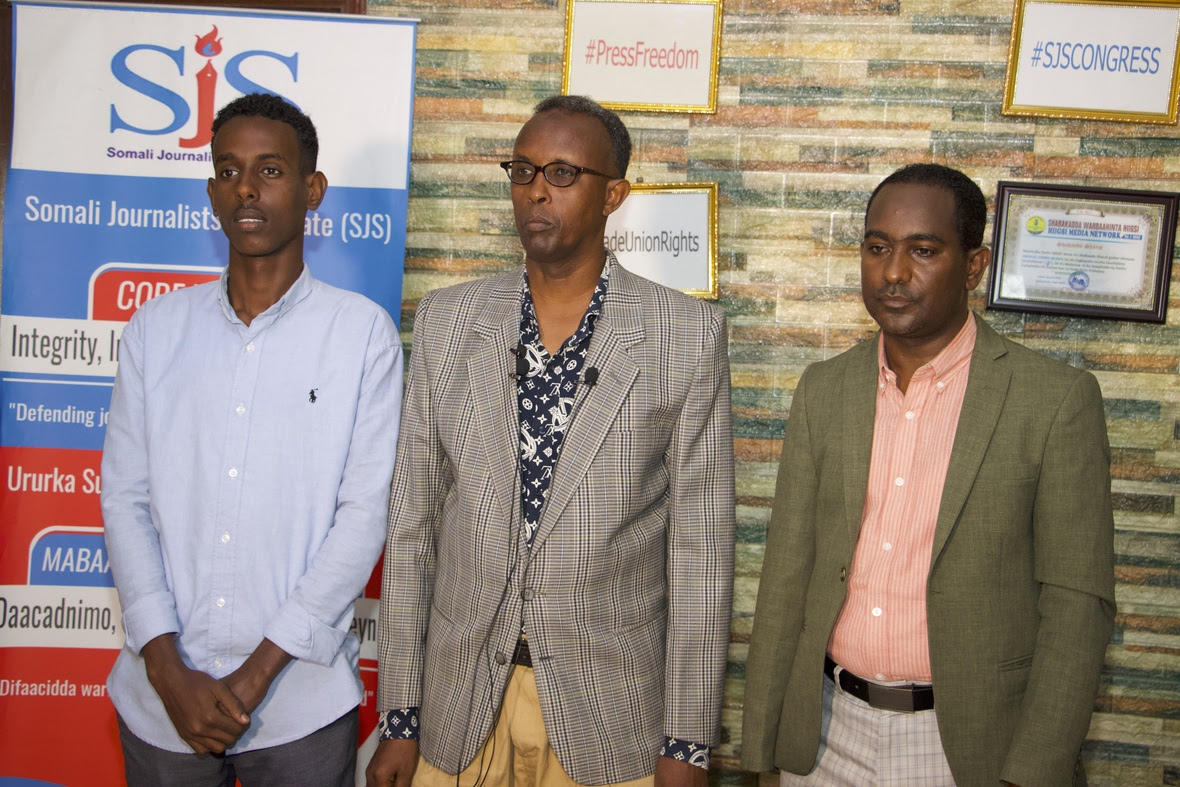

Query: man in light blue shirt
[102,93,402,786]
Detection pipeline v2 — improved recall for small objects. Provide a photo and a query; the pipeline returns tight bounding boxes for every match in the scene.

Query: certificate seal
[1068,270,1091,291]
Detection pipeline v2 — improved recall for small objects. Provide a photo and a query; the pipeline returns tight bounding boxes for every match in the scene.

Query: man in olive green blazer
[741,164,1115,787]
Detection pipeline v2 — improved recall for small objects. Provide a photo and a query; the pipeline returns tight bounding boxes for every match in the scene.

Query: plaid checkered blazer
[377,257,735,784]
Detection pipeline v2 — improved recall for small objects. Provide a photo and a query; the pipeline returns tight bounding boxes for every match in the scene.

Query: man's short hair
[866,163,987,251]
[533,95,632,178]
[211,93,319,174]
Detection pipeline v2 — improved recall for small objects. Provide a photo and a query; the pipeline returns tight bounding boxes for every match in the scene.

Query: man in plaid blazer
[366,96,735,787]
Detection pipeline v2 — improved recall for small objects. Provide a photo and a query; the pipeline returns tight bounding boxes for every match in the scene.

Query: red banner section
[0,446,103,584]
[90,269,219,322]
[0,648,121,785]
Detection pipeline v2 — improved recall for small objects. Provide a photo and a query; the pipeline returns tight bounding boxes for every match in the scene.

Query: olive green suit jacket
[741,316,1115,787]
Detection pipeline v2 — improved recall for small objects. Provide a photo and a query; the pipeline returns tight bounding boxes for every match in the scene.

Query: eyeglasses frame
[499,159,619,188]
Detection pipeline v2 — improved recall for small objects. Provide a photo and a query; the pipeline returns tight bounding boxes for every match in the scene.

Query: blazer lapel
[842,335,879,546]
[467,272,525,528]
[930,316,1012,566]
[529,265,643,553]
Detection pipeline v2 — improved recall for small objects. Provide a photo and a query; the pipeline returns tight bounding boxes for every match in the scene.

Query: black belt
[511,637,532,668]
[824,656,934,713]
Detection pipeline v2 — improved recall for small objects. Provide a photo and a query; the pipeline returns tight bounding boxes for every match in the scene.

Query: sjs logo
[109,26,299,148]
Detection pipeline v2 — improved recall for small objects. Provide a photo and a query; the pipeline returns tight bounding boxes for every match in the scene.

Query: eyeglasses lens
[543,164,577,187]
[507,163,536,185]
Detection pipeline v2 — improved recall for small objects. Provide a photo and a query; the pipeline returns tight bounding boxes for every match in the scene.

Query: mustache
[234,206,265,221]
[874,285,915,300]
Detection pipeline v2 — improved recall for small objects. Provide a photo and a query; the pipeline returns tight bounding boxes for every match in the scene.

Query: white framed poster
[606,182,718,298]
[1002,0,1180,123]
[562,0,722,113]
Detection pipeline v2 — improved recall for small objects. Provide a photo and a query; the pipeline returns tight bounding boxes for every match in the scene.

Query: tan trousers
[413,666,655,787]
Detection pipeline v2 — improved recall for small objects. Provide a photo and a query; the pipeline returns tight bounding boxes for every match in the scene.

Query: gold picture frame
[562,0,723,114]
[1002,0,1180,124]
[605,182,719,299]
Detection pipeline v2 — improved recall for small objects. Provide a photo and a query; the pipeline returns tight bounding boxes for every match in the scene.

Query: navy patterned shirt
[381,257,708,770]
[516,269,605,545]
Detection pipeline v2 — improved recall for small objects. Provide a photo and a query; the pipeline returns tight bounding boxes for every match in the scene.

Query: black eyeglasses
[500,160,617,188]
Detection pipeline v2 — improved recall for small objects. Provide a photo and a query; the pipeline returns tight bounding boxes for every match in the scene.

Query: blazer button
[522,588,535,601]
[495,652,507,665]
[840,567,847,582]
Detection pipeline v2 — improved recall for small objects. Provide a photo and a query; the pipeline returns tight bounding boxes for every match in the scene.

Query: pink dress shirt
[828,315,977,683]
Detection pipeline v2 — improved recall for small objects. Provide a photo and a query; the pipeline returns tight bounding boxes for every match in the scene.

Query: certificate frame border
[616,181,719,299]
[561,0,723,114]
[986,181,1178,323]
[1001,0,1180,124]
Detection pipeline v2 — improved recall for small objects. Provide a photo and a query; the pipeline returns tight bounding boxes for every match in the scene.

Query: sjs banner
[0,2,415,784]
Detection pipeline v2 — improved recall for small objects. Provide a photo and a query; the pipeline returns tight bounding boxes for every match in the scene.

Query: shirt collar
[877,313,977,390]
[218,263,313,326]
[519,251,613,356]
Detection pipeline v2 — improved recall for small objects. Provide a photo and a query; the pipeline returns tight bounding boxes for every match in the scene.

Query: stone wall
[370,0,1180,782]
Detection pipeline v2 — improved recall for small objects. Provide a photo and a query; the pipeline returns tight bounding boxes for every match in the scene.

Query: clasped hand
[142,634,273,755]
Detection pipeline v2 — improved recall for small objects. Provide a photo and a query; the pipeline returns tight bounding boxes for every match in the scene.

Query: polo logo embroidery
[309,388,318,403]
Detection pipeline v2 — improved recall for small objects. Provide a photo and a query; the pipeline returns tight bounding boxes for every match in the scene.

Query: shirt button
[894,477,904,487]
[236,404,245,415]
[872,607,882,617]
[228,468,238,478]
[936,381,945,390]
[216,597,226,608]
[213,658,222,669]
[246,343,255,353]
[221,532,231,544]
[883,542,892,551]
[905,411,915,420]
[879,382,886,390]
[876,673,886,681]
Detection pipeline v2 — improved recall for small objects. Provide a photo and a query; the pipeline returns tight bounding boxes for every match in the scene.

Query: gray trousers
[118,707,358,787]
[781,671,955,787]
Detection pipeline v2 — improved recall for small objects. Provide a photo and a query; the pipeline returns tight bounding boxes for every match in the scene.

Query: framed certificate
[987,182,1178,323]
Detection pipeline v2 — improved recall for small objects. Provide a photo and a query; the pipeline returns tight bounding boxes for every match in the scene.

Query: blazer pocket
[610,400,677,434]
[973,462,1039,484]
[598,424,673,469]
[998,652,1034,671]
[997,652,1034,704]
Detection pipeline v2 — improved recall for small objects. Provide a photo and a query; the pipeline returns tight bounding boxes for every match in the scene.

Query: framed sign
[1002,0,1180,123]
[987,182,1178,323]
[562,0,722,113]
[606,182,718,298]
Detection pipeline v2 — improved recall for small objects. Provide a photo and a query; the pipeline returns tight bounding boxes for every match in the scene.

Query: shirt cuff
[263,598,348,666]
[379,708,420,741]
[660,737,710,770]
[120,591,181,654]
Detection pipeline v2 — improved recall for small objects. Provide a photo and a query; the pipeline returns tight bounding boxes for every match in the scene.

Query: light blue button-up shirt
[102,265,402,753]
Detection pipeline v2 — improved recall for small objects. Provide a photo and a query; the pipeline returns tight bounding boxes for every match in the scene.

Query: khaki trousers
[413,666,655,787]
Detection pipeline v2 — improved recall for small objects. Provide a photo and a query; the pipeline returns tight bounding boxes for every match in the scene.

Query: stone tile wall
[371,0,1180,782]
